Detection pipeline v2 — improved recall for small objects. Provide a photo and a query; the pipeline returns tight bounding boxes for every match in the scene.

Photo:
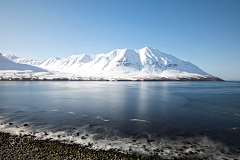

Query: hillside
[1,47,223,81]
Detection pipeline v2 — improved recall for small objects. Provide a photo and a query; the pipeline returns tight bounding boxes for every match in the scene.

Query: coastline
[0,76,224,81]
[0,131,190,160]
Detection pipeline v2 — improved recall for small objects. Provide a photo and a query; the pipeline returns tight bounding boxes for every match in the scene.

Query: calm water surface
[0,81,240,159]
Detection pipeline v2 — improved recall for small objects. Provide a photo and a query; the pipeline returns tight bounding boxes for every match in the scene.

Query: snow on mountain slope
[0,53,47,72]
[2,47,210,78]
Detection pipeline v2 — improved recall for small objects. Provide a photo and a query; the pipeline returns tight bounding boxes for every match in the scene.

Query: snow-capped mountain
[2,47,211,79]
[0,53,46,72]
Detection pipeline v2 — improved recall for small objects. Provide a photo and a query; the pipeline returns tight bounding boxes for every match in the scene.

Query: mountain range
[0,47,223,81]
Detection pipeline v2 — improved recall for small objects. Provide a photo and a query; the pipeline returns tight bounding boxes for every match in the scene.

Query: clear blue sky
[0,0,239,80]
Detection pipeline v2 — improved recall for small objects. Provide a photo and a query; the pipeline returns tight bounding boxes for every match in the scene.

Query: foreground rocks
[0,132,209,160]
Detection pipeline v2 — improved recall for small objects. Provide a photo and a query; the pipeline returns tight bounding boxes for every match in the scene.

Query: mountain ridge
[0,53,47,72]
[1,47,223,81]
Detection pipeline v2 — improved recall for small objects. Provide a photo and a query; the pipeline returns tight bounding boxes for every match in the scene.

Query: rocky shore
[0,132,218,160]
[0,132,155,160]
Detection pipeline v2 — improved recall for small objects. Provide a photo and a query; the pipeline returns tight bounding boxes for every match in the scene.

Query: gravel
[0,132,167,160]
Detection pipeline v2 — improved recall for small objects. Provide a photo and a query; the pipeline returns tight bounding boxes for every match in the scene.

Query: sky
[0,0,239,80]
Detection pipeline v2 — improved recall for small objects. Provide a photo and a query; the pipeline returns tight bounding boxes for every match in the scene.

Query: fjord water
[0,81,240,159]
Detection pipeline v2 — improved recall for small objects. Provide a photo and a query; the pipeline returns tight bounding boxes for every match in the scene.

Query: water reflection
[0,81,240,149]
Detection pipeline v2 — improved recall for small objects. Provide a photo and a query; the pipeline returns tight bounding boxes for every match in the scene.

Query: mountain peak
[143,46,155,50]
[2,54,19,61]
[2,47,212,78]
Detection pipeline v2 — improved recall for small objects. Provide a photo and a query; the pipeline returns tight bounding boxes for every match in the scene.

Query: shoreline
[0,76,224,81]
[0,131,197,160]
[1,128,240,160]
[1,121,240,159]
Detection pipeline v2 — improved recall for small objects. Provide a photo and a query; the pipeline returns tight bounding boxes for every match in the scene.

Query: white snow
[1,47,210,79]
[0,53,46,72]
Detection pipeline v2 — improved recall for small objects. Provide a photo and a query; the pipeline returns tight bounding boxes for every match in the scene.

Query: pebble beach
[0,132,170,160]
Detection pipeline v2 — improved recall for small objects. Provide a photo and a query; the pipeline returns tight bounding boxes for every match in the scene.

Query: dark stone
[23,124,29,127]
[88,142,92,147]
[193,142,199,145]
[45,138,53,141]
[147,139,155,143]
[81,136,86,139]
[189,151,194,154]
[8,123,13,125]
[182,141,191,145]
[74,133,79,136]
[50,130,55,133]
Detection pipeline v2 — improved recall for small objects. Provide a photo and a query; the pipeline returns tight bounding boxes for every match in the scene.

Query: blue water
[0,81,240,159]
